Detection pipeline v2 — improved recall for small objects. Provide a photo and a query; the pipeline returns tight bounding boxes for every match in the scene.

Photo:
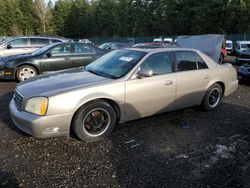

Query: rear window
[52,39,62,43]
[30,38,50,47]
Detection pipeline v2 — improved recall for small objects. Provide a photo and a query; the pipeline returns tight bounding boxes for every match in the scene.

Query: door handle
[64,57,71,60]
[203,75,209,79]
[164,80,173,85]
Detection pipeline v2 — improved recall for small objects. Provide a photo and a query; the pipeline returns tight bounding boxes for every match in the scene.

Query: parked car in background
[0,36,71,57]
[153,38,162,43]
[226,40,233,54]
[9,48,238,142]
[163,38,174,45]
[0,42,106,81]
[133,42,169,48]
[235,41,250,65]
[99,42,131,51]
[79,39,92,44]
[238,63,250,82]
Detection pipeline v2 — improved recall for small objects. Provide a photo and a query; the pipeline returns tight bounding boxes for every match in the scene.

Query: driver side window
[140,52,174,75]
[50,44,72,56]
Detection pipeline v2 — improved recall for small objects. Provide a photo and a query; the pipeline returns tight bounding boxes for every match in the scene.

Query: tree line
[0,0,250,38]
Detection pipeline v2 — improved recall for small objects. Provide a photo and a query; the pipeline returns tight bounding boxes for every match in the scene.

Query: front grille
[239,54,250,59]
[14,90,24,110]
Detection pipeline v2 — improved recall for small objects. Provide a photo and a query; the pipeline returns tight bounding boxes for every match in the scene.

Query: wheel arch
[15,63,40,77]
[70,98,122,134]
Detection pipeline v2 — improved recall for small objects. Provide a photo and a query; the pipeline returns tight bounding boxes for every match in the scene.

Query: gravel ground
[0,79,249,188]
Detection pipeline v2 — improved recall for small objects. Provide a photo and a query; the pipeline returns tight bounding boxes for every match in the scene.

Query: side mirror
[137,68,153,78]
[7,44,12,49]
[46,52,52,58]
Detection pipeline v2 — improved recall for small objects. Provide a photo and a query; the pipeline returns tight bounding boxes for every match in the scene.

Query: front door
[4,38,30,56]
[40,43,73,72]
[125,52,176,121]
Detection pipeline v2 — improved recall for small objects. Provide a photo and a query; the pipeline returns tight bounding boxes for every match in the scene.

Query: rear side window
[52,39,62,43]
[50,44,72,56]
[9,38,28,48]
[140,52,174,75]
[74,43,94,54]
[30,38,50,47]
[176,51,207,72]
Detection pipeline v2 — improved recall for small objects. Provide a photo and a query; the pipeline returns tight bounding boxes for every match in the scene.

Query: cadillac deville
[9,48,238,142]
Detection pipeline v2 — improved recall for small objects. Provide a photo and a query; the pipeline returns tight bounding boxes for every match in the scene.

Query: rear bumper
[224,80,238,97]
[9,99,73,138]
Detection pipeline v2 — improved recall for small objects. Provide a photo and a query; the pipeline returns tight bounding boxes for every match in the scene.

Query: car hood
[176,34,224,62]
[16,68,112,98]
[2,53,34,63]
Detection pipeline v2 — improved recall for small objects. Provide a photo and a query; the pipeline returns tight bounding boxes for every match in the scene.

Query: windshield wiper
[87,69,102,77]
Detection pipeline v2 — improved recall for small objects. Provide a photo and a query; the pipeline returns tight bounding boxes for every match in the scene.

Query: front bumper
[9,99,73,138]
[0,69,15,79]
[236,57,250,65]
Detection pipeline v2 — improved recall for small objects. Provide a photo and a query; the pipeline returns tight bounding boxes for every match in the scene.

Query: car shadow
[107,101,250,187]
[0,170,20,187]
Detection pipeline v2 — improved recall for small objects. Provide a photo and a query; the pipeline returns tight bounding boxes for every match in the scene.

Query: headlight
[25,97,48,116]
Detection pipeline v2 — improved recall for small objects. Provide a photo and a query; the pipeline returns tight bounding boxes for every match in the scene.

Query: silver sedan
[9,48,238,142]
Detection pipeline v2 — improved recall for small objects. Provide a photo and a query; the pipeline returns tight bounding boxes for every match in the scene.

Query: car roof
[124,47,199,53]
[226,40,233,43]
[6,36,70,41]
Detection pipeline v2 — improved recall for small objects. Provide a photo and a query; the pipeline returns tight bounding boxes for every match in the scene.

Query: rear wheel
[16,65,37,82]
[202,83,223,111]
[73,100,116,142]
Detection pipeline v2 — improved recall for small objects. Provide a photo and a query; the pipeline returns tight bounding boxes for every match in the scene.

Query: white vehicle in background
[0,36,70,57]
[235,41,250,54]
[79,39,92,44]
[163,38,173,45]
[226,40,233,54]
[153,38,162,43]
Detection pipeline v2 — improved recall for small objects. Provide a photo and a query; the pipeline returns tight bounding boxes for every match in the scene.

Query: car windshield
[32,43,58,55]
[85,50,147,79]
[240,43,250,49]
[99,43,110,49]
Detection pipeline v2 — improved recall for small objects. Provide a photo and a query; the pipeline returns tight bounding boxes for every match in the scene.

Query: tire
[16,65,38,82]
[218,54,224,64]
[202,83,223,111]
[73,100,116,142]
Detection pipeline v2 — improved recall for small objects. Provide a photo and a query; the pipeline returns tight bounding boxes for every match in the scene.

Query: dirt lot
[0,79,250,187]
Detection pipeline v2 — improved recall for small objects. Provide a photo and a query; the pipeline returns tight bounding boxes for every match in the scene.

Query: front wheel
[72,100,116,142]
[16,65,37,82]
[202,83,223,111]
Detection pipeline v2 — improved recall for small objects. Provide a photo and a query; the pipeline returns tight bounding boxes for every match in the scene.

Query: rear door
[71,43,96,68]
[174,51,211,110]
[39,43,73,72]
